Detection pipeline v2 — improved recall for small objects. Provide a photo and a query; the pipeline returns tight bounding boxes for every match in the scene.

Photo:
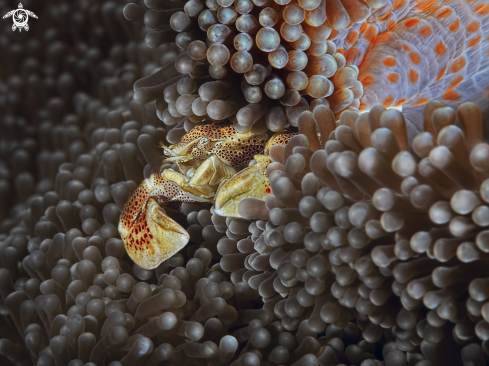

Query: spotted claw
[214,154,272,218]
[118,174,194,269]
[162,155,237,201]
[119,199,189,270]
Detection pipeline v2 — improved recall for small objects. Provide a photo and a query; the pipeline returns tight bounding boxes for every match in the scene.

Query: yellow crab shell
[162,123,272,174]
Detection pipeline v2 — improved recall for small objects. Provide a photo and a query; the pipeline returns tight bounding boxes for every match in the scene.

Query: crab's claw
[162,155,237,201]
[214,155,272,218]
[119,199,189,269]
[118,174,193,269]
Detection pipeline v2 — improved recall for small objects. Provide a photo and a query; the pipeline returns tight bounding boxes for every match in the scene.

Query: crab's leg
[118,174,195,270]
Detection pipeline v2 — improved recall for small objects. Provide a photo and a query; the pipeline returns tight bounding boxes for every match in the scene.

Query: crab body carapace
[118,123,297,269]
[164,123,270,171]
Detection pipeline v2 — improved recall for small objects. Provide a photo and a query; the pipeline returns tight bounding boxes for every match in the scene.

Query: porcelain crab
[118,123,297,269]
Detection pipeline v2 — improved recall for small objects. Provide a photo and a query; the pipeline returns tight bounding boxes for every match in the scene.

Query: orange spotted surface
[333,0,489,113]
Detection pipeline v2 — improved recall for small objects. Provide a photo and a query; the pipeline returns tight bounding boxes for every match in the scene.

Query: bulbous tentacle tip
[120,199,189,270]
[214,154,272,218]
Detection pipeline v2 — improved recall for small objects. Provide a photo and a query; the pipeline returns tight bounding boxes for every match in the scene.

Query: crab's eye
[197,137,210,150]
[163,148,172,156]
